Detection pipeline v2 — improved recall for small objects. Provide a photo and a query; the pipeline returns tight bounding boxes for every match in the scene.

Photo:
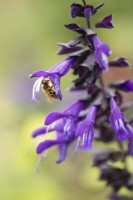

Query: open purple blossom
[45,100,87,127]
[30,57,77,101]
[95,14,114,29]
[32,120,65,138]
[76,105,97,150]
[33,100,88,163]
[109,97,130,141]
[91,35,111,70]
[110,80,133,92]
[35,121,75,163]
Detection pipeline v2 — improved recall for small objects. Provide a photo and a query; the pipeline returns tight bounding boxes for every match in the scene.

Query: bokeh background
[0,0,133,199]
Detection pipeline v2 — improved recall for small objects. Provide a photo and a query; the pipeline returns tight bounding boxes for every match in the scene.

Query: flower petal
[79,125,94,150]
[63,100,87,117]
[49,57,77,76]
[92,35,111,70]
[63,118,76,138]
[99,43,111,56]
[29,70,50,78]
[85,106,97,123]
[94,48,108,70]
[56,143,67,163]
[76,121,86,136]
[45,112,67,125]
[36,136,65,154]
[109,115,128,141]
[109,97,129,141]
[32,77,43,101]
[32,126,47,138]
[50,75,62,100]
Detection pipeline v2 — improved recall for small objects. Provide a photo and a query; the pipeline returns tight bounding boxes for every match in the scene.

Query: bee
[41,78,59,103]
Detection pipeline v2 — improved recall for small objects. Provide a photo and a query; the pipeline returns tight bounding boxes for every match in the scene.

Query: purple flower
[35,121,75,163]
[76,105,97,150]
[45,100,87,126]
[30,57,77,101]
[95,14,114,29]
[32,100,88,163]
[92,35,111,70]
[109,80,133,92]
[109,97,130,141]
[43,100,87,143]
[109,57,130,67]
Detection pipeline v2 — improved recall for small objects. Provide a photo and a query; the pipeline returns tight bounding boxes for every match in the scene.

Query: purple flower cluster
[30,1,133,198]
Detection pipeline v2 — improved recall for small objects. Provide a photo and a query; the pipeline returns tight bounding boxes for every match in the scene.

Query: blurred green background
[0,0,133,200]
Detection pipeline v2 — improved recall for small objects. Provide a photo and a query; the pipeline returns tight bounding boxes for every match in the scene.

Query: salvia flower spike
[30,1,133,199]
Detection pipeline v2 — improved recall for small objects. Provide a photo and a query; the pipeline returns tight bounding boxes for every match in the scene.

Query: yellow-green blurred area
[0,0,133,199]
